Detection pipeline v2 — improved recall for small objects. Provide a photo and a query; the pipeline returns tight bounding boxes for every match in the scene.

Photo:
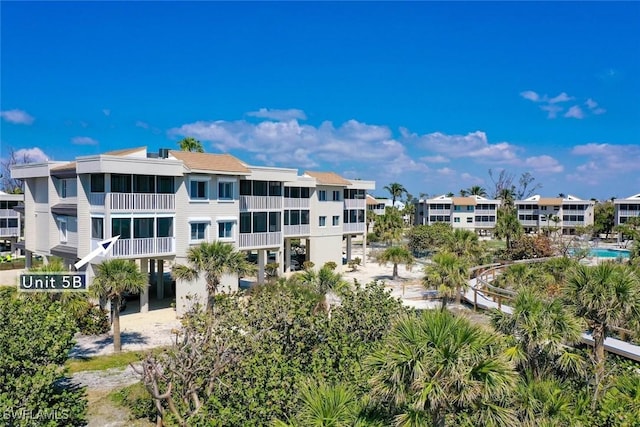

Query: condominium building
[11,147,374,315]
[614,193,640,225]
[414,194,501,234]
[0,191,23,250]
[366,194,390,216]
[515,194,595,235]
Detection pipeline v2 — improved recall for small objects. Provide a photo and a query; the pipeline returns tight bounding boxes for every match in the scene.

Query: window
[91,217,104,239]
[240,213,252,233]
[134,175,155,193]
[240,180,252,195]
[218,181,233,200]
[58,218,67,243]
[218,221,234,239]
[269,212,281,232]
[332,216,340,226]
[91,174,105,192]
[157,176,174,194]
[253,212,267,233]
[318,190,327,201]
[332,190,340,201]
[190,179,208,200]
[111,174,132,193]
[60,179,67,198]
[301,210,309,224]
[134,218,154,238]
[7,218,17,228]
[454,217,460,223]
[157,218,173,237]
[112,218,131,239]
[253,181,268,196]
[466,217,473,223]
[319,216,326,227]
[190,223,208,241]
[301,187,310,198]
[268,181,282,196]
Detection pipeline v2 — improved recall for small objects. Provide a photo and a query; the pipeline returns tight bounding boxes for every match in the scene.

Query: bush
[111,382,156,421]
[77,304,110,335]
[323,261,337,271]
[347,257,361,272]
[302,261,315,271]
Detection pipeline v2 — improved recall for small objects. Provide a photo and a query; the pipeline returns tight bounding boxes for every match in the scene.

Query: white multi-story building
[515,194,595,235]
[11,147,374,315]
[0,191,23,250]
[414,194,501,234]
[614,193,640,225]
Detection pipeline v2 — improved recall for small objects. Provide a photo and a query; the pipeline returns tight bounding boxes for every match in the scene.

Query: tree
[423,251,468,307]
[466,185,488,197]
[383,182,406,206]
[90,259,147,352]
[488,169,542,200]
[367,310,518,427]
[172,241,256,310]
[375,246,414,281]
[372,208,404,245]
[0,147,34,193]
[593,201,615,239]
[177,136,204,152]
[406,223,453,255]
[442,228,483,264]
[494,207,523,250]
[564,264,640,401]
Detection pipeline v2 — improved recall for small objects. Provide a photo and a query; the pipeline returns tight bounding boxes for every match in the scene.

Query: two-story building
[614,193,640,225]
[11,147,374,315]
[414,194,501,235]
[515,194,595,235]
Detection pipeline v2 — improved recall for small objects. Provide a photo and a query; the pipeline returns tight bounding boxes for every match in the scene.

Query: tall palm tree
[172,241,256,310]
[497,188,515,208]
[367,310,518,427]
[177,136,204,152]
[90,259,147,352]
[491,288,584,379]
[442,228,482,264]
[423,251,468,307]
[564,264,640,397]
[372,208,404,245]
[376,246,414,281]
[467,185,488,197]
[494,207,523,249]
[383,182,407,206]
[459,189,469,196]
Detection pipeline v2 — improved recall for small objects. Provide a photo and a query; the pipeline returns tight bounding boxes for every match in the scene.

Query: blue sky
[1,1,639,200]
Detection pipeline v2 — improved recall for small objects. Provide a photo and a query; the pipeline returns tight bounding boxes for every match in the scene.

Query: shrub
[323,261,337,271]
[302,261,315,271]
[111,382,156,422]
[348,257,361,272]
[77,304,110,335]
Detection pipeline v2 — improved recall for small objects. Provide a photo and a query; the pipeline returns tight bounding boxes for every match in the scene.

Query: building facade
[11,147,374,315]
[0,191,23,251]
[614,193,640,225]
[414,194,501,234]
[515,194,595,235]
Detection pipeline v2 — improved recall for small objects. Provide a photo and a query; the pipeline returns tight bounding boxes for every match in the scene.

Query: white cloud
[520,90,540,102]
[540,105,563,119]
[411,130,520,163]
[585,98,606,115]
[437,167,456,176]
[71,136,98,145]
[102,109,111,116]
[460,172,485,184]
[564,105,585,119]
[548,92,573,104]
[420,155,449,163]
[0,109,35,125]
[14,147,48,163]
[524,155,564,173]
[247,108,307,121]
[569,143,640,184]
[135,121,150,129]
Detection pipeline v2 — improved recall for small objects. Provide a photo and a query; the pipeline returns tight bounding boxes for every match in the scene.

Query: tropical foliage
[383,182,407,206]
[375,246,414,280]
[177,136,204,152]
[423,251,469,306]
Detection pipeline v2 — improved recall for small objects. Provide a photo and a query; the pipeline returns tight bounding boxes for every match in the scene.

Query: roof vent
[158,148,170,159]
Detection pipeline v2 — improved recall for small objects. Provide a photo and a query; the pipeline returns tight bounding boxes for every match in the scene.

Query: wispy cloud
[71,136,98,145]
[520,90,604,119]
[102,109,111,116]
[420,155,449,163]
[247,108,307,121]
[548,92,573,104]
[135,121,150,129]
[409,130,520,163]
[0,109,35,125]
[585,98,606,115]
[564,105,585,119]
[569,143,640,185]
[524,155,564,173]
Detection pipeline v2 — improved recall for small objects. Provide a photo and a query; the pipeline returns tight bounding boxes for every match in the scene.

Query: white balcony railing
[344,199,366,209]
[238,232,282,248]
[107,237,175,257]
[0,227,19,236]
[0,209,20,218]
[239,196,282,211]
[428,209,451,216]
[343,223,366,234]
[284,198,311,209]
[618,210,640,217]
[283,224,310,236]
[89,193,175,211]
[475,209,497,215]
[519,220,538,227]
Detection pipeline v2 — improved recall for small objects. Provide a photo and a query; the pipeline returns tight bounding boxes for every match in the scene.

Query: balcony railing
[89,193,175,211]
[106,237,175,257]
[0,209,20,218]
[239,196,282,211]
[284,198,310,209]
[0,227,19,236]
[238,232,282,248]
[617,210,640,217]
[475,209,497,215]
[283,224,310,237]
[343,222,365,234]
[344,199,365,209]
[428,209,451,216]
[519,220,538,226]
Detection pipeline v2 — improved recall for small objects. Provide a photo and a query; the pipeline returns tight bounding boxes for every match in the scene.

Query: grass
[484,240,506,250]
[66,351,146,374]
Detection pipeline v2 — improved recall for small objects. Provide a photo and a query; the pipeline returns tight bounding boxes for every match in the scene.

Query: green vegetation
[66,351,147,375]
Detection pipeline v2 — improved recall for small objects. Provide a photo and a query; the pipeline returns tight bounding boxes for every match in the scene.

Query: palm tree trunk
[433,411,445,427]
[393,263,398,280]
[113,297,121,353]
[592,324,606,404]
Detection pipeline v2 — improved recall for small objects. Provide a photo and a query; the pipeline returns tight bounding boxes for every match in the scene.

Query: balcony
[475,209,497,215]
[99,237,175,257]
[343,223,365,234]
[0,209,20,218]
[284,198,310,209]
[238,232,282,249]
[283,224,310,237]
[89,193,175,212]
[343,199,365,210]
[520,220,538,227]
[428,209,451,216]
[239,196,282,211]
[0,227,19,237]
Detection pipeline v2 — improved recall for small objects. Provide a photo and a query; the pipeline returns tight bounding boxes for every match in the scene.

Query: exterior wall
[77,175,92,257]
[309,186,344,267]
[308,234,343,270]
[451,210,475,230]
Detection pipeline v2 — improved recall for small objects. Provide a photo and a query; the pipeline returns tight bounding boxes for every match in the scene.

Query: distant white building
[515,194,595,235]
[0,191,23,250]
[614,193,640,225]
[414,194,501,234]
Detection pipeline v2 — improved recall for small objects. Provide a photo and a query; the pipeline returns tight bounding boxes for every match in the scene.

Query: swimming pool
[588,248,630,258]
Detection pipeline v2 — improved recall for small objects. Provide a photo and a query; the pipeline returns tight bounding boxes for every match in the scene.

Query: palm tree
[372,208,404,245]
[497,188,515,208]
[376,246,414,281]
[423,251,468,307]
[90,259,147,352]
[467,185,488,197]
[459,189,469,196]
[442,228,482,264]
[491,288,584,379]
[172,241,256,310]
[367,310,518,427]
[494,207,523,249]
[383,182,406,206]
[565,264,640,398]
[177,136,204,152]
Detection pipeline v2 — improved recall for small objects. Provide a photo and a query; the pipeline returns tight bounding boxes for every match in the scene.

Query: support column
[362,233,367,266]
[305,239,311,263]
[139,259,149,313]
[284,240,291,273]
[149,259,156,276]
[346,235,352,262]
[257,250,266,284]
[25,250,32,269]
[157,259,164,300]
[42,255,49,266]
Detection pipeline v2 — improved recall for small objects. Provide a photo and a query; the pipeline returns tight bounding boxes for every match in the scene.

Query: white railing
[0,209,19,217]
[428,209,451,216]
[475,209,497,215]
[283,224,310,236]
[618,210,640,217]
[0,227,19,236]
[239,195,282,211]
[519,220,538,226]
[343,223,365,233]
[284,198,311,209]
[238,232,282,248]
[344,199,365,209]
[109,237,175,257]
[109,193,175,211]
